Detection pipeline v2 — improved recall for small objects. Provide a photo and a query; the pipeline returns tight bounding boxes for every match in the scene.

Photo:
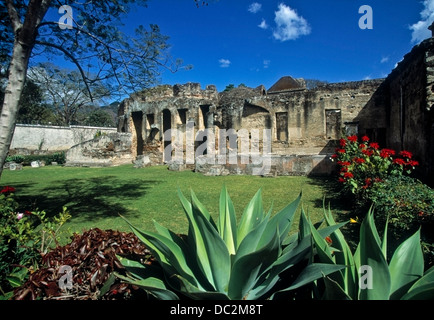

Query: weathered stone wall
[195,154,336,177]
[10,124,117,152]
[357,38,434,185]
[117,79,383,176]
[65,133,133,167]
[216,79,383,155]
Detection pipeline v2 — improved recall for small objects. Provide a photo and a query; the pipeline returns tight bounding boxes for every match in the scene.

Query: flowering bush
[332,135,418,202]
[332,135,433,252]
[368,176,434,238]
[0,186,71,297]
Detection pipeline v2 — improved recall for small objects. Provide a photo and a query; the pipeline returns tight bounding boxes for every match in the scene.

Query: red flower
[362,178,372,189]
[362,149,374,157]
[400,150,413,159]
[339,139,346,147]
[369,142,379,150]
[393,158,406,165]
[359,143,366,149]
[338,177,346,183]
[362,135,370,142]
[338,161,351,166]
[348,135,358,142]
[407,160,419,167]
[331,154,338,159]
[337,149,346,154]
[354,157,365,164]
[343,172,354,179]
[1,186,15,194]
[380,148,395,158]
[325,236,333,245]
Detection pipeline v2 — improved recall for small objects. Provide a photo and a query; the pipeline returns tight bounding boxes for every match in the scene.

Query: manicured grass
[0,164,342,244]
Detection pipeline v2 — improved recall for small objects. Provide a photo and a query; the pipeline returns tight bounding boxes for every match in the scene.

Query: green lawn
[0,164,344,244]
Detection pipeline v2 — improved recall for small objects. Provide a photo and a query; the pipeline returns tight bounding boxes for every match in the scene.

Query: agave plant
[117,187,345,300]
[311,205,434,300]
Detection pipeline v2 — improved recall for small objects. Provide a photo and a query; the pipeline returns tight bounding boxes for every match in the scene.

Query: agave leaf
[389,228,424,300]
[358,210,391,300]
[114,272,179,300]
[177,189,217,289]
[229,231,280,300]
[172,274,230,300]
[235,214,270,259]
[123,217,200,289]
[322,276,353,300]
[272,263,347,295]
[190,190,231,293]
[249,235,314,299]
[266,192,301,244]
[323,203,358,299]
[218,186,237,255]
[310,218,335,263]
[298,207,312,241]
[407,265,434,292]
[400,283,434,300]
[237,189,264,247]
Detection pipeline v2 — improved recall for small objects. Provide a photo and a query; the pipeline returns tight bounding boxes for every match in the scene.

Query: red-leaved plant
[332,135,419,201]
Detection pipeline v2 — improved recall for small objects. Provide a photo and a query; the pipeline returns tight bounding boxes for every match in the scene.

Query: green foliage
[84,109,116,127]
[118,187,345,300]
[369,176,434,237]
[5,152,66,166]
[17,79,55,125]
[312,206,434,300]
[0,186,71,296]
[333,135,418,203]
[5,155,24,164]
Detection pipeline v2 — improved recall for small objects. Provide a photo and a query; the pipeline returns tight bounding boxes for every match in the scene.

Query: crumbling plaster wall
[118,79,383,172]
[216,80,383,155]
[357,38,434,184]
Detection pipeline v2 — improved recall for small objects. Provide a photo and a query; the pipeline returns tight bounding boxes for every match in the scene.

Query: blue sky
[124,0,433,92]
[39,1,434,93]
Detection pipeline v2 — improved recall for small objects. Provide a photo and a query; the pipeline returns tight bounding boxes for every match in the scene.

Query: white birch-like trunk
[0,41,32,178]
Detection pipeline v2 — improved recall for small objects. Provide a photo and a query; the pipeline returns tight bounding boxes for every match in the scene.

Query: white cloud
[248,2,262,14]
[219,59,231,68]
[258,19,268,29]
[380,56,390,64]
[263,60,270,68]
[272,3,311,41]
[410,0,434,43]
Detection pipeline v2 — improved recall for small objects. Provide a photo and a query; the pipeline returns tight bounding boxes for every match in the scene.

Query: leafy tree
[28,63,111,125]
[224,84,235,92]
[17,78,55,124]
[82,108,116,127]
[0,0,202,178]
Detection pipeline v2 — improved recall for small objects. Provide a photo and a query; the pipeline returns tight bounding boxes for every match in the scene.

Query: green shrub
[5,155,25,164]
[0,186,71,297]
[9,152,67,166]
[332,135,418,204]
[369,175,434,238]
[312,206,434,300]
[118,187,345,300]
[46,152,66,165]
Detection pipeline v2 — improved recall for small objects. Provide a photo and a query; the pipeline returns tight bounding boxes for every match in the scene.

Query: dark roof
[268,76,304,93]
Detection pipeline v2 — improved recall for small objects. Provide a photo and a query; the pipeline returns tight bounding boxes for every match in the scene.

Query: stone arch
[241,103,271,131]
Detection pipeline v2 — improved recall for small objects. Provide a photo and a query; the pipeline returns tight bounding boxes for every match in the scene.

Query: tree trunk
[0,41,33,179]
[0,0,51,179]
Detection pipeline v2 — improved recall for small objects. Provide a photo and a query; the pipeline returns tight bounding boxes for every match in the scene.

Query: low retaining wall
[65,133,134,167]
[193,154,336,176]
[11,124,117,152]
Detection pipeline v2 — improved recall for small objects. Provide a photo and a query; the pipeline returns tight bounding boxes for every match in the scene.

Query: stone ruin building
[115,78,383,177]
[66,32,434,185]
